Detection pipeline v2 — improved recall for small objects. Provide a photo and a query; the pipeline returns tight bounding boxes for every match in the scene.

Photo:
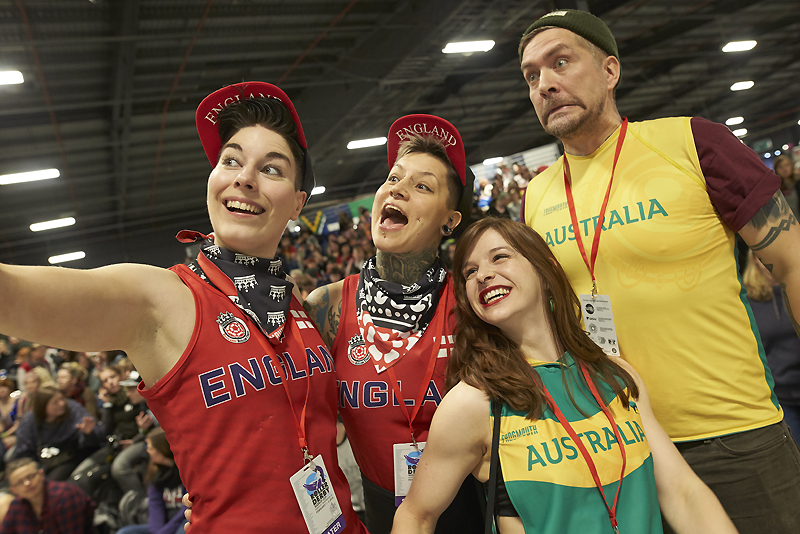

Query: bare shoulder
[103,263,195,386]
[611,355,652,406]
[436,381,491,422]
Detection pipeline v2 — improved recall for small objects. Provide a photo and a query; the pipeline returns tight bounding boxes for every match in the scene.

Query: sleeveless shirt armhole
[331,274,358,355]
[493,461,520,517]
[140,264,203,397]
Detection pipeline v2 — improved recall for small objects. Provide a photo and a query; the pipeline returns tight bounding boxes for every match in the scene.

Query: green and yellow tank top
[496,354,662,533]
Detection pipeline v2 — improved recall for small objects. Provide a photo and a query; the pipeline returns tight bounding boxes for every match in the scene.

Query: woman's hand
[76,416,96,435]
[135,412,153,430]
[183,493,193,532]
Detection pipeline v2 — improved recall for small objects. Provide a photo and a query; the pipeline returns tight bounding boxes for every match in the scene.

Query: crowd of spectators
[1,154,799,531]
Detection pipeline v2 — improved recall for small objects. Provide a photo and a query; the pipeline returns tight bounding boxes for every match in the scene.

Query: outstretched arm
[738,190,800,337]
[0,262,194,385]
[303,281,343,348]
[617,360,738,534]
[392,381,491,534]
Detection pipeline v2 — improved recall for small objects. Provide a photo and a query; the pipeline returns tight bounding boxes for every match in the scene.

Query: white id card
[289,455,346,534]
[579,294,620,356]
[393,441,426,506]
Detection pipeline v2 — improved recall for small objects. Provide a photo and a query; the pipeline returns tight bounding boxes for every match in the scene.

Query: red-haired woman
[392,218,737,534]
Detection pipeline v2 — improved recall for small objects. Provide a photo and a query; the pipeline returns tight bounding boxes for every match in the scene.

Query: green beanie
[519,9,618,61]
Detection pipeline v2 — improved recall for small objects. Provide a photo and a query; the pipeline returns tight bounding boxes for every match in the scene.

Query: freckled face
[462,229,545,338]
[371,152,460,254]
[207,126,306,258]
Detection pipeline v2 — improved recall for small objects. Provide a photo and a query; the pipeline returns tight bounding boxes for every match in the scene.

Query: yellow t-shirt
[523,117,782,441]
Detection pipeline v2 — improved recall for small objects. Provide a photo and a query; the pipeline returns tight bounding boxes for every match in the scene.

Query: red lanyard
[540,362,627,533]
[385,279,450,450]
[198,255,315,463]
[563,119,628,296]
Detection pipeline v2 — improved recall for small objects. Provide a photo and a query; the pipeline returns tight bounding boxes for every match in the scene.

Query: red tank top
[140,264,364,534]
[333,273,456,491]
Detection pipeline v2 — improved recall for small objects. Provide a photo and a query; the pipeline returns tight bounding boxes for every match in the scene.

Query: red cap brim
[195,81,307,166]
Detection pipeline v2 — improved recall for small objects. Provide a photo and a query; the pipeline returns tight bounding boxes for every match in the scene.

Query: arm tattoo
[326,299,342,348]
[748,191,797,251]
[780,283,800,338]
[303,287,330,334]
[376,245,439,285]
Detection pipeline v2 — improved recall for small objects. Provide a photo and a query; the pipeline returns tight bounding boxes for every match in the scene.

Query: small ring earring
[442,225,453,236]
[549,298,554,312]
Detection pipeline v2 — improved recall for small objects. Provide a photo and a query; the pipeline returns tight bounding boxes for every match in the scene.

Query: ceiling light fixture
[347,137,387,150]
[725,116,744,126]
[764,153,771,159]
[443,40,495,54]
[483,157,503,166]
[730,81,754,91]
[783,144,790,151]
[310,186,326,196]
[0,71,24,85]
[732,128,747,137]
[722,40,757,53]
[0,168,60,185]
[30,217,76,232]
[49,251,85,264]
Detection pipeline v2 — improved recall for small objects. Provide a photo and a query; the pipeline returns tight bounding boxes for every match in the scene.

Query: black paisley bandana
[355,255,448,373]
[177,230,293,343]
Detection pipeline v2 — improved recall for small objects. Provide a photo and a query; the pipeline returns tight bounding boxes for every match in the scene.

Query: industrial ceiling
[1,0,798,268]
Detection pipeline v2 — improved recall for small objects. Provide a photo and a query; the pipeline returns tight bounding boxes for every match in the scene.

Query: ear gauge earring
[442,225,453,236]
[549,297,555,312]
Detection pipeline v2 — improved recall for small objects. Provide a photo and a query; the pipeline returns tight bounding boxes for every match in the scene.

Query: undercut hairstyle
[396,134,463,210]
[217,97,305,191]
[6,457,38,481]
[448,217,638,420]
[32,385,69,424]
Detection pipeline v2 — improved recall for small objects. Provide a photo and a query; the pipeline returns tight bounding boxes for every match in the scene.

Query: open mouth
[379,204,408,230]
[480,286,511,307]
[226,200,264,215]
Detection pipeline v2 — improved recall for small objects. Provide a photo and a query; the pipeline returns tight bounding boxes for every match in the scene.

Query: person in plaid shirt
[1,457,95,533]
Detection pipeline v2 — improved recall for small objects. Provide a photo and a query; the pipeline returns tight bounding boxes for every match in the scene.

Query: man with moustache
[519,9,800,534]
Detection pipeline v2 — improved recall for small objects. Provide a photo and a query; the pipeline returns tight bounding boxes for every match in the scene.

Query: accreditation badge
[393,441,426,506]
[289,455,346,534]
[579,294,620,356]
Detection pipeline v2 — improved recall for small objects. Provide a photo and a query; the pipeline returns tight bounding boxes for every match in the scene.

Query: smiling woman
[391,218,737,534]
[0,82,365,534]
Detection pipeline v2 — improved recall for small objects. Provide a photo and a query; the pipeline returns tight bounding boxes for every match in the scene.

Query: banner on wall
[293,196,375,236]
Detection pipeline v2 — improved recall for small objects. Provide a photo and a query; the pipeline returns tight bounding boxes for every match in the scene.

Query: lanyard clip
[613,527,619,534]
[591,279,598,298]
[302,447,315,466]
[410,429,420,452]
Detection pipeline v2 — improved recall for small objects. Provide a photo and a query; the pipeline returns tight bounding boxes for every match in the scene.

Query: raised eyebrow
[521,42,572,72]
[263,151,292,165]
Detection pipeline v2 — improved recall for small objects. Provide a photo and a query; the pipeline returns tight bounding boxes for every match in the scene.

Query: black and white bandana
[177,230,293,343]
[355,255,448,373]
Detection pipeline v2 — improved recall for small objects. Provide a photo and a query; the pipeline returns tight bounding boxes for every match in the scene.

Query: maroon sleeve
[691,117,780,232]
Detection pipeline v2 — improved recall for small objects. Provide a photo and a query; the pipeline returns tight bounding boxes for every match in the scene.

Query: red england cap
[387,114,473,215]
[195,81,314,200]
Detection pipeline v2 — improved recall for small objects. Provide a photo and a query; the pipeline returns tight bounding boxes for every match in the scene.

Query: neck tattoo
[376,246,439,285]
